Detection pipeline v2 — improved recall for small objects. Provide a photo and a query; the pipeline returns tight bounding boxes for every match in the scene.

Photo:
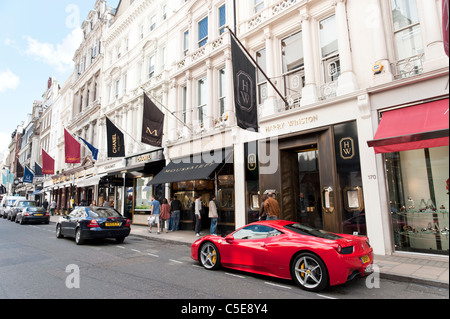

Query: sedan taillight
[124,219,131,227]
[88,219,100,228]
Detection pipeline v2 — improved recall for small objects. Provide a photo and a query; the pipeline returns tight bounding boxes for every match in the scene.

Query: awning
[149,149,233,185]
[368,99,449,154]
[75,174,107,188]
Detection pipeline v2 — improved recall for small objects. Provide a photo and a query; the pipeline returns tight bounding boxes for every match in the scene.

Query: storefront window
[135,177,154,213]
[386,146,449,255]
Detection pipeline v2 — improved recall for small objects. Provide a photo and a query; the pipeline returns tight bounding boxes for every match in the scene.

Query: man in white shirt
[195,195,202,237]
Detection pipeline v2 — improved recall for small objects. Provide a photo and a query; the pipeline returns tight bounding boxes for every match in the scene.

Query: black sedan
[8,200,37,222]
[16,207,50,225]
[56,206,131,245]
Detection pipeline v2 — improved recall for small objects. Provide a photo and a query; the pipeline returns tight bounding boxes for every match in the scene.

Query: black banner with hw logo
[230,35,258,132]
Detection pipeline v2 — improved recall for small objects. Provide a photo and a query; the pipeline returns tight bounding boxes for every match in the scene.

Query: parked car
[56,206,131,245]
[1,196,27,219]
[8,200,37,222]
[16,206,50,225]
[192,220,373,292]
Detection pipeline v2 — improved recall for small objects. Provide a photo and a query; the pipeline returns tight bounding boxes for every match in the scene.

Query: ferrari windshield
[285,223,342,240]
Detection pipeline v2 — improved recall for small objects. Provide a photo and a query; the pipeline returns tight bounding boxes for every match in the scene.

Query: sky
[0,0,120,162]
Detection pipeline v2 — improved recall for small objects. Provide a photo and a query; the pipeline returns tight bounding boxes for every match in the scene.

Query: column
[261,27,278,117]
[233,128,247,229]
[300,11,319,106]
[98,117,106,161]
[369,0,394,86]
[205,59,214,132]
[421,0,449,71]
[334,0,358,96]
[224,47,235,126]
[168,80,178,143]
[126,105,134,152]
[184,71,193,139]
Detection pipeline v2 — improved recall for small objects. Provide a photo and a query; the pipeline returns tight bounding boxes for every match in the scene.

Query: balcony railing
[391,53,425,80]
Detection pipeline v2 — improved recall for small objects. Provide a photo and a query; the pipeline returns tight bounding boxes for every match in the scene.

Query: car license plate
[105,222,120,227]
[361,255,370,264]
[34,214,43,217]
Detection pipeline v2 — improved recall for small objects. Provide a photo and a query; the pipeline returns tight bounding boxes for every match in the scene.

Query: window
[150,15,157,31]
[254,0,264,13]
[162,5,167,20]
[135,177,154,212]
[282,31,305,105]
[115,80,120,98]
[233,225,282,240]
[198,17,208,47]
[218,5,226,35]
[182,86,188,124]
[386,146,449,255]
[218,68,226,116]
[390,0,424,77]
[183,30,190,56]
[319,15,340,83]
[148,55,155,78]
[256,48,267,105]
[161,47,166,70]
[198,78,207,125]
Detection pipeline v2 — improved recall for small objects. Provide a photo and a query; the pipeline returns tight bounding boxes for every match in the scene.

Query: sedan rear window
[87,207,122,218]
[284,223,342,240]
[19,201,36,207]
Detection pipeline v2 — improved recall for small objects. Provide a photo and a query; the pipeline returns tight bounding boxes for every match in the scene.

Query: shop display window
[386,146,449,255]
[134,177,154,213]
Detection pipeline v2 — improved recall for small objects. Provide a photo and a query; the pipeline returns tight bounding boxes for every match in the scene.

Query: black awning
[149,149,233,185]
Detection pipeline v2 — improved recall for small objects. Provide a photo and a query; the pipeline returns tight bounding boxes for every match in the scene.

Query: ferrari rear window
[284,223,342,240]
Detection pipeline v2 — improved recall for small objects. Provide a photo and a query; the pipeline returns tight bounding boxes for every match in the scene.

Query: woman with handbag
[160,198,171,233]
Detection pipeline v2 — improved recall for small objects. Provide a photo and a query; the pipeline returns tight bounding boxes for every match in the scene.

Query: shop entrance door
[280,145,323,229]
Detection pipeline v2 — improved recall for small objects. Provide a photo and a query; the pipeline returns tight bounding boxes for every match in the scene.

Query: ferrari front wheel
[200,242,221,270]
[292,252,329,292]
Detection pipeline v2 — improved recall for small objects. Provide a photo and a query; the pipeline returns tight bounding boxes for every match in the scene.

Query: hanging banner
[106,117,126,158]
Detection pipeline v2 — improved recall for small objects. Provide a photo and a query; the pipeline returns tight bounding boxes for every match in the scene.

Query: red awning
[368,99,449,154]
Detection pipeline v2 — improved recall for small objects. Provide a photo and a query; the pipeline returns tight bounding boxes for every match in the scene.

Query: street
[0,218,448,303]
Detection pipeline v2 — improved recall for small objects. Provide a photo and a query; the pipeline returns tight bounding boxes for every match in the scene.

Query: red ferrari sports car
[191,220,373,292]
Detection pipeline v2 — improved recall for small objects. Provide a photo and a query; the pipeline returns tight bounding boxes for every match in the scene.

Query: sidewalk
[50,216,449,289]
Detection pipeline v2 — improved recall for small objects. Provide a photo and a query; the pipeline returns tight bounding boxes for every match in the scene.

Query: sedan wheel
[75,228,84,245]
[56,224,64,238]
[200,242,221,270]
[292,253,329,292]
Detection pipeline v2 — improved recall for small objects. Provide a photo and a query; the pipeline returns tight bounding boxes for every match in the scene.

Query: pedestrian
[170,195,182,231]
[264,192,280,220]
[160,198,171,233]
[259,194,268,221]
[194,194,202,237]
[80,198,88,206]
[50,200,56,216]
[43,198,49,212]
[209,194,218,236]
[149,195,161,234]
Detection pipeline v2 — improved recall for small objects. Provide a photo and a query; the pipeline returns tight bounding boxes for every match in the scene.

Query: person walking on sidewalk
[160,198,171,233]
[195,194,202,237]
[171,196,182,231]
[209,194,218,236]
[264,193,280,220]
[149,195,161,234]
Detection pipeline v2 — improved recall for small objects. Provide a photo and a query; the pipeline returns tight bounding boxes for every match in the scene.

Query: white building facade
[5,0,448,257]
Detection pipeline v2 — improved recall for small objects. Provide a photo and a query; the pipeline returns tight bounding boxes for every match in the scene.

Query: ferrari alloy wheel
[292,253,329,292]
[200,242,221,270]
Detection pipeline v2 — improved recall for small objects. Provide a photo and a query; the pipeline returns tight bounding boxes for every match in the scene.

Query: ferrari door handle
[260,243,266,248]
